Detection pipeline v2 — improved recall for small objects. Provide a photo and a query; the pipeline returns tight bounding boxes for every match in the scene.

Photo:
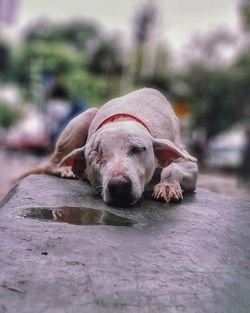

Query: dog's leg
[49,108,98,165]
[13,108,98,182]
[152,158,198,202]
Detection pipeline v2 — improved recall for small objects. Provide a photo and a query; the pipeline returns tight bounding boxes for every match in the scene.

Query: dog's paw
[60,167,76,178]
[50,166,76,179]
[152,182,183,203]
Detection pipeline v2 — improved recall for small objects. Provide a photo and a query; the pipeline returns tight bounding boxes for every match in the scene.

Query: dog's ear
[153,139,196,167]
[60,147,86,180]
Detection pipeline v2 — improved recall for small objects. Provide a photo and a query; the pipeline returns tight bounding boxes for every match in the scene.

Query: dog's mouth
[105,194,139,207]
[102,175,141,207]
[95,185,139,206]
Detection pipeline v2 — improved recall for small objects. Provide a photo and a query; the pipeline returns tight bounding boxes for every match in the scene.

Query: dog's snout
[106,175,138,206]
[108,175,132,197]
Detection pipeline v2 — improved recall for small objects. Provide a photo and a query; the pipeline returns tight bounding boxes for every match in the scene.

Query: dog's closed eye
[129,146,146,155]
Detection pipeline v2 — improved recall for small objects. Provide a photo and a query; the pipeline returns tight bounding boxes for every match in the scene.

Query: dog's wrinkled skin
[19,88,198,206]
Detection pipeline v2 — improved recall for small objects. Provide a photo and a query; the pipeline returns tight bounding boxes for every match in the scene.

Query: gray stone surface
[0,175,250,313]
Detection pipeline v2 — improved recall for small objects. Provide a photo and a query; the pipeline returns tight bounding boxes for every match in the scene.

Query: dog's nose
[108,175,132,197]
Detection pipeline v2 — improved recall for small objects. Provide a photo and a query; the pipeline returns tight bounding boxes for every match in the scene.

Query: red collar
[95,113,152,134]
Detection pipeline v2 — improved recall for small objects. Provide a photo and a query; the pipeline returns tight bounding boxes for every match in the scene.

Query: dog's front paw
[152,182,183,203]
[60,167,76,178]
[50,166,76,179]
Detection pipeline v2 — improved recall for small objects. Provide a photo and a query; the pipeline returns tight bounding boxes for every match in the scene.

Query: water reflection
[22,206,136,226]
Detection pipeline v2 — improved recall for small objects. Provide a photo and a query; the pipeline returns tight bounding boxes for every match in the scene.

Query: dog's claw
[152,182,183,203]
[61,168,76,178]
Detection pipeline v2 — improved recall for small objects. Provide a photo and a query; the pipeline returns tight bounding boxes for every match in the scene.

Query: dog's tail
[11,162,52,185]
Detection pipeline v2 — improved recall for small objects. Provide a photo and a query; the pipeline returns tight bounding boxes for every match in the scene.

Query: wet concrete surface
[0,174,250,313]
[21,206,137,226]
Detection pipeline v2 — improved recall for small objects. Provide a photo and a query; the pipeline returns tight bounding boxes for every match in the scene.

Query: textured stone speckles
[0,174,250,313]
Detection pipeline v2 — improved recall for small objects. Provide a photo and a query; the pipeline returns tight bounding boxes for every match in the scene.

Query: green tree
[12,41,110,106]
[240,0,250,30]
[25,20,100,52]
[64,68,109,106]
[0,102,21,129]
[132,1,158,83]
[87,38,124,96]
[182,64,244,139]
[12,19,125,104]
[0,42,11,81]
[13,41,85,84]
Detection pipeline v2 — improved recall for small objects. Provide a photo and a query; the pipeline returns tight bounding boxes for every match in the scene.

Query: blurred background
[0,0,249,201]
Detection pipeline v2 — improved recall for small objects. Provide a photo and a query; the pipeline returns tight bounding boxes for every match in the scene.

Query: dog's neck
[95,113,151,135]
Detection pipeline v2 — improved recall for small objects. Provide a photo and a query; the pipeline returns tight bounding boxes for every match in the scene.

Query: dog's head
[62,122,194,206]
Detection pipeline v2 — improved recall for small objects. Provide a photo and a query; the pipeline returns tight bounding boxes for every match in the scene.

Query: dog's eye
[130,146,146,155]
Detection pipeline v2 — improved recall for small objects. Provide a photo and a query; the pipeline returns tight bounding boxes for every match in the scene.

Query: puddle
[21,206,136,226]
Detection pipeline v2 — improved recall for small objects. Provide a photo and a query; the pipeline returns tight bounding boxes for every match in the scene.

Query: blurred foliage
[1,2,250,139]
[13,42,85,84]
[172,1,250,140]
[64,68,109,106]
[180,65,244,138]
[10,20,122,105]
[183,28,236,67]
[134,1,157,43]
[25,20,100,52]
[88,38,123,76]
[0,102,21,129]
[240,0,250,30]
[132,2,158,84]
[0,42,10,75]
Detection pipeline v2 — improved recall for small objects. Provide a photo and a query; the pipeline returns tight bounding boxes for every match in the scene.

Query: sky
[2,0,241,57]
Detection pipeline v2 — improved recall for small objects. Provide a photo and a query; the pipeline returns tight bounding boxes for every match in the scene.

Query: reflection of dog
[51,207,134,226]
[52,207,105,225]
[18,88,198,206]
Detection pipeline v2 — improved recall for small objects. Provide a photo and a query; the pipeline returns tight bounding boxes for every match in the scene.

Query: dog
[18,88,198,206]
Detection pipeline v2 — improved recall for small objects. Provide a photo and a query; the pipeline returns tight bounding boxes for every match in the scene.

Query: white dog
[20,88,198,206]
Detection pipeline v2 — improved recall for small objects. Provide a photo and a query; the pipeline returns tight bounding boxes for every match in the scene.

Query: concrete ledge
[0,175,250,313]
